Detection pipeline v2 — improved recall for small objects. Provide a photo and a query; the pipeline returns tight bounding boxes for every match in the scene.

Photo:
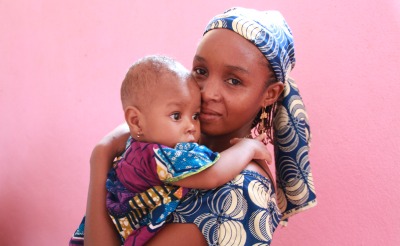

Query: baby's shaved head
[121,55,190,109]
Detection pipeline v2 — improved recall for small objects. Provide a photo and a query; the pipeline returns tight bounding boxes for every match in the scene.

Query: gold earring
[258,107,268,134]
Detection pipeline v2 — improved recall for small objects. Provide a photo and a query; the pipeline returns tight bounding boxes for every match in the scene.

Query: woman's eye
[170,112,181,121]
[192,112,200,120]
[226,78,241,85]
[193,68,207,76]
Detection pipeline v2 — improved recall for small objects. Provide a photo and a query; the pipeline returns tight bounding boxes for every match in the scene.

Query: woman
[82,7,316,245]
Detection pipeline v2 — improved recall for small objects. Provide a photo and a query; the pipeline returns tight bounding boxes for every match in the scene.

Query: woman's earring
[257,106,271,145]
[258,107,268,134]
[136,130,143,139]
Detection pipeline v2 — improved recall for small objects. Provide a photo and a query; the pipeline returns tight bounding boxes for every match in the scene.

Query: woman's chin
[200,124,224,137]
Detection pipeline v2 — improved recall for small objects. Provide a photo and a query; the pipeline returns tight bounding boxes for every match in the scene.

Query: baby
[70,55,270,245]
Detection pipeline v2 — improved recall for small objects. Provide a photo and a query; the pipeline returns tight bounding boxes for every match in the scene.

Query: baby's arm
[172,134,271,189]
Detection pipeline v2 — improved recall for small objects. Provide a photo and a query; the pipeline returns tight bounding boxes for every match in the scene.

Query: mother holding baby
[82,7,316,245]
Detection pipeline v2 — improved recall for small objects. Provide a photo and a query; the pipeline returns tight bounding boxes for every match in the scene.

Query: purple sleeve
[115,140,164,193]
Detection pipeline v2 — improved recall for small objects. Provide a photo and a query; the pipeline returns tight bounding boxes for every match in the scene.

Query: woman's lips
[200,108,222,122]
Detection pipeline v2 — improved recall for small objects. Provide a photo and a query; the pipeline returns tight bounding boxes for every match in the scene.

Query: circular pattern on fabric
[171,171,281,245]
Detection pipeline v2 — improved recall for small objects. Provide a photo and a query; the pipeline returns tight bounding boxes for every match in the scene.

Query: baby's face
[140,76,201,148]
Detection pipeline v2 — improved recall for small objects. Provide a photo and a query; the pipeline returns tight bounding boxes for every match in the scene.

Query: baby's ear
[262,81,284,107]
[124,106,142,132]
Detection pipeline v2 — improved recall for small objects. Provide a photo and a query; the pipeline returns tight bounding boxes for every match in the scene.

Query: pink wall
[1,0,399,245]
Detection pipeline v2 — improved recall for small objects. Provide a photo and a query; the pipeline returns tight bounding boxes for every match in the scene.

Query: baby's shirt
[106,137,219,242]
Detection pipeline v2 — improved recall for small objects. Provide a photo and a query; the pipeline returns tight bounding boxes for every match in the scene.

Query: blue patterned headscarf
[204,7,317,221]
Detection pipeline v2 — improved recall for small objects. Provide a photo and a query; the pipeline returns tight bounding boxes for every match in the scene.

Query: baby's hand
[230,133,272,164]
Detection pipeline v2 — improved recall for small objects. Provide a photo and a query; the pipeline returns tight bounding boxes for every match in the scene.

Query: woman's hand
[84,123,130,246]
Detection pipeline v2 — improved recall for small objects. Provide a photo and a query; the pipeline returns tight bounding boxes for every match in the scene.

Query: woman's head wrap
[204,7,295,83]
[204,7,317,222]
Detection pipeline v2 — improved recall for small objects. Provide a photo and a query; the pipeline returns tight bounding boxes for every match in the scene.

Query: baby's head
[121,55,201,148]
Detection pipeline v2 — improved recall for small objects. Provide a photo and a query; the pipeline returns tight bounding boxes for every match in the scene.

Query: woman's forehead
[195,29,269,72]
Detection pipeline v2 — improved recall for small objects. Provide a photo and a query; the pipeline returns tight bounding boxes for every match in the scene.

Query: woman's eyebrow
[193,55,206,62]
[194,55,249,74]
[225,65,249,74]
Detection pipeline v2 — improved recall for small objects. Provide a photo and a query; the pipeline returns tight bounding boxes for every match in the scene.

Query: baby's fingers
[252,142,272,164]
[254,133,267,142]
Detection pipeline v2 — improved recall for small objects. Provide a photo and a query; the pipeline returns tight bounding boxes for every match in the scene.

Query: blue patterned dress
[168,170,281,245]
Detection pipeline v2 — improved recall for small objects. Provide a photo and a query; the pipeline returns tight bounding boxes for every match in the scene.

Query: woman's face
[192,29,275,138]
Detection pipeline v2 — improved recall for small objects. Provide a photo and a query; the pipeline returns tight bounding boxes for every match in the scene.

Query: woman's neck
[200,135,230,152]
[200,129,251,152]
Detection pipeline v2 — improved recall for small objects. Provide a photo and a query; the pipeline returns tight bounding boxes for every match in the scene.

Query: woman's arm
[84,123,130,246]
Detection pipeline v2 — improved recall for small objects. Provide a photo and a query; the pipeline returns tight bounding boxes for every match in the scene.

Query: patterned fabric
[154,142,220,183]
[69,138,219,245]
[204,7,317,220]
[69,217,85,245]
[274,77,316,220]
[107,138,219,244]
[169,170,281,245]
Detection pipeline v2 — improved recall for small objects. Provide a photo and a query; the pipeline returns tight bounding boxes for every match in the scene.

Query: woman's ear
[124,106,142,133]
[262,81,284,107]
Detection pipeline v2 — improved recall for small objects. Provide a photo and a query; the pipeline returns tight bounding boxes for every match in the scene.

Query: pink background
[1,0,399,245]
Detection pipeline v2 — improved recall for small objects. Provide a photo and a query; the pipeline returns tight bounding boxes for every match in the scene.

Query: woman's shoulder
[245,161,275,185]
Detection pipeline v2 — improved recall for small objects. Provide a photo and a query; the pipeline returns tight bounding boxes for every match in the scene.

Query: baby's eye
[226,78,241,86]
[192,112,200,120]
[170,112,181,121]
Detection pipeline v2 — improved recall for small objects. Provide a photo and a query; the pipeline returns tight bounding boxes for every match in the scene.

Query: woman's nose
[200,77,221,101]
